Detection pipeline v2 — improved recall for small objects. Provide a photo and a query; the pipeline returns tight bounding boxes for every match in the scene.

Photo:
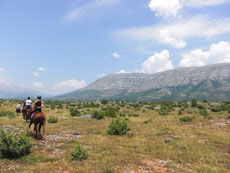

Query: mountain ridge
[51,63,230,101]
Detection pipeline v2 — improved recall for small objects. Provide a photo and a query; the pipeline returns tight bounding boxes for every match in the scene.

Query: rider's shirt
[16,104,21,109]
[25,99,32,106]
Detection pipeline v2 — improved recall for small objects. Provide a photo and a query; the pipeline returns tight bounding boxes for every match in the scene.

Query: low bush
[107,118,130,135]
[70,108,81,117]
[92,111,104,120]
[158,106,170,115]
[211,107,222,112]
[144,119,152,124]
[101,99,109,105]
[178,110,183,115]
[180,116,194,122]
[191,99,198,107]
[70,143,88,161]
[0,129,32,158]
[48,116,58,123]
[102,107,117,118]
[119,112,126,117]
[200,109,210,118]
[0,111,14,117]
[128,113,139,117]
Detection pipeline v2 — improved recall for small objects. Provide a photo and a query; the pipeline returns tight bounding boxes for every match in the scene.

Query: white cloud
[0,67,5,72]
[149,0,181,18]
[33,82,44,87]
[115,16,230,49]
[148,0,230,18]
[97,73,106,78]
[179,41,230,67]
[141,50,174,73]
[186,0,230,8]
[33,72,39,77]
[53,79,87,90]
[112,52,120,59]
[63,0,120,23]
[117,70,130,74]
[38,67,46,71]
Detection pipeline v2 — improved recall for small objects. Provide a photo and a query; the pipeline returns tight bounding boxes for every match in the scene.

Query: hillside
[52,63,230,101]
[0,84,50,100]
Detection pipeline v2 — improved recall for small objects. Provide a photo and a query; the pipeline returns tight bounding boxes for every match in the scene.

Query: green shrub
[102,107,117,118]
[211,107,222,112]
[158,106,170,115]
[149,104,156,110]
[70,108,81,116]
[92,111,104,120]
[70,143,88,161]
[48,116,58,123]
[144,119,152,124]
[128,113,139,117]
[0,129,31,158]
[119,112,126,117]
[200,109,210,118]
[180,116,194,122]
[0,111,14,117]
[178,110,183,115]
[101,99,109,105]
[197,104,206,109]
[191,99,198,107]
[107,118,130,135]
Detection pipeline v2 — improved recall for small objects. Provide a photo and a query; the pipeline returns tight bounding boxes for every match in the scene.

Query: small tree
[70,143,88,161]
[48,116,58,123]
[0,129,32,158]
[70,108,81,116]
[191,99,198,107]
[101,99,109,105]
[107,118,130,135]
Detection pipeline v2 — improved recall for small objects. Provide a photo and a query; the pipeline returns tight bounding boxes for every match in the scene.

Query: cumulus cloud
[38,67,46,71]
[0,67,5,72]
[115,16,230,49]
[33,82,44,87]
[63,0,120,23]
[112,52,120,59]
[186,0,230,8]
[33,72,39,77]
[141,50,173,73]
[53,79,87,91]
[149,0,181,18]
[148,0,230,18]
[179,41,230,67]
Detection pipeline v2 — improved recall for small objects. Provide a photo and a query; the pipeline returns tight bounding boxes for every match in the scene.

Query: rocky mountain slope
[52,63,230,101]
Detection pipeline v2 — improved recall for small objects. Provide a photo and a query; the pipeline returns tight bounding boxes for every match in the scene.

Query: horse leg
[29,121,32,133]
[42,124,46,137]
[34,124,38,139]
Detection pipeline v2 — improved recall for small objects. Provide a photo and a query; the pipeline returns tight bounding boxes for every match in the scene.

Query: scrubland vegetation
[0,99,230,172]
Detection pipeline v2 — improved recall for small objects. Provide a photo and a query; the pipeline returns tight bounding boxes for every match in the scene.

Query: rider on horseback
[30,96,43,119]
[25,97,32,109]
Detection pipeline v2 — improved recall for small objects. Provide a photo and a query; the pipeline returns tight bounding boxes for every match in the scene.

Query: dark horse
[27,109,46,139]
[22,107,30,121]
[16,108,21,116]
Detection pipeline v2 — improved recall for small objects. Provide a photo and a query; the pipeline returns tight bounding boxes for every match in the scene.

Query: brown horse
[16,108,21,116]
[27,109,46,139]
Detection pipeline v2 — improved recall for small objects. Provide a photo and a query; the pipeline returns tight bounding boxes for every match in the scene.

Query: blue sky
[0,0,230,95]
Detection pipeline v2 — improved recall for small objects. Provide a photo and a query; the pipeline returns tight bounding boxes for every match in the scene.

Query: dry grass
[0,100,230,172]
